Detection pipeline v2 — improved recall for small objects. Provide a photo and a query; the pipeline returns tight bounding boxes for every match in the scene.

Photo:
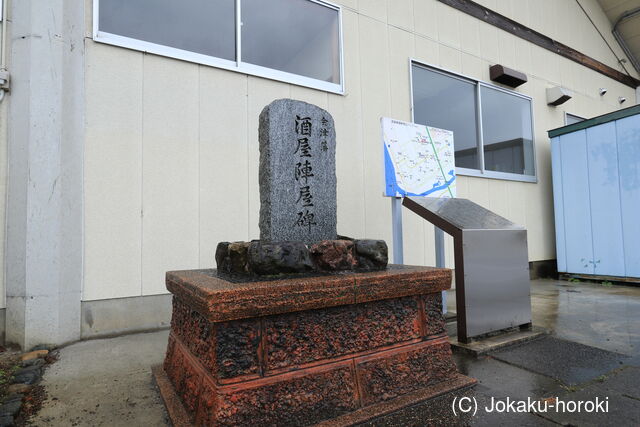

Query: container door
[559,130,594,275]
[616,115,640,278]
[586,122,625,277]
[550,137,567,273]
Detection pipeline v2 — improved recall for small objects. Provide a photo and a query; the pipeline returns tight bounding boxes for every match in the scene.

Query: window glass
[242,0,340,84]
[99,0,236,61]
[480,86,534,176]
[412,65,479,170]
[566,113,585,125]
[96,0,343,91]
[411,62,536,180]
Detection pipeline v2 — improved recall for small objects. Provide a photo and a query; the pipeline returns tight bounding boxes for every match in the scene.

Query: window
[411,66,479,170]
[480,86,534,176]
[94,0,343,93]
[565,113,585,125]
[411,62,536,182]
[242,0,340,84]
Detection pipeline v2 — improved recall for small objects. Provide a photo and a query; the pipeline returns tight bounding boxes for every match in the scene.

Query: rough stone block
[309,239,357,271]
[170,298,261,380]
[164,340,202,419]
[160,266,470,427]
[355,239,388,270]
[259,99,337,244]
[423,293,446,336]
[265,297,422,370]
[163,334,177,383]
[179,356,203,418]
[195,375,217,426]
[248,241,313,275]
[215,242,231,273]
[356,339,457,406]
[355,267,451,304]
[170,298,215,374]
[215,319,261,379]
[215,363,358,426]
[166,266,451,323]
[228,242,250,274]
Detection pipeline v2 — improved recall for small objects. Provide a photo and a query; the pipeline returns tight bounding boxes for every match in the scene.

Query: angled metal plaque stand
[403,197,532,343]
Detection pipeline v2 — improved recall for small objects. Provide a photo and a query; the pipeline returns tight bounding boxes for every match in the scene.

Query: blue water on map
[383,144,455,197]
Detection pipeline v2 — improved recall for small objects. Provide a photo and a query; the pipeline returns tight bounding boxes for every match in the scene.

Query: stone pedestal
[154,266,476,426]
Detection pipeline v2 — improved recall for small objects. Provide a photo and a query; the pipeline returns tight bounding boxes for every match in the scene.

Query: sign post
[381,117,456,312]
[391,196,404,264]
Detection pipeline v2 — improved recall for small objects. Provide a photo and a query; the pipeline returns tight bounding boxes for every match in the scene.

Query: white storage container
[548,105,640,279]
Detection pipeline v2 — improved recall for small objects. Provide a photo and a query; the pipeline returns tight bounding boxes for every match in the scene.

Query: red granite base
[153,365,476,427]
[159,266,476,426]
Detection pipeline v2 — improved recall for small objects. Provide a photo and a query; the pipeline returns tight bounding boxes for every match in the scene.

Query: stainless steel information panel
[403,197,532,343]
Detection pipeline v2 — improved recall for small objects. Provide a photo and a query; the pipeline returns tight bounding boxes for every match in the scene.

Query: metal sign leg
[435,227,447,314]
[391,197,404,264]
[393,198,447,314]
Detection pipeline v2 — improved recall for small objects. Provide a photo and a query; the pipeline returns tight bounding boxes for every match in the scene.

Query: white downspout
[0,0,10,102]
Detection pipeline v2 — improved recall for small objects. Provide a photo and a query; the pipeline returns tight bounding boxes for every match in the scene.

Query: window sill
[93,31,345,95]
[456,167,538,183]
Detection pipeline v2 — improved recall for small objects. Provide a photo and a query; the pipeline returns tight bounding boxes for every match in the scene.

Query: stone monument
[259,99,337,244]
[153,99,476,426]
[214,99,387,276]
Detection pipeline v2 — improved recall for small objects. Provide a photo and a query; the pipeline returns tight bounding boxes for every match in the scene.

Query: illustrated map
[382,117,456,198]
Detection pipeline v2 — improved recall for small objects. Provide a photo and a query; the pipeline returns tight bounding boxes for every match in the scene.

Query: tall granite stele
[259,99,337,244]
[154,99,476,426]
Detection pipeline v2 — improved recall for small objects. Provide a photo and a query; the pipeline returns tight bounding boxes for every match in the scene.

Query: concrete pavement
[27,279,640,426]
[28,331,169,426]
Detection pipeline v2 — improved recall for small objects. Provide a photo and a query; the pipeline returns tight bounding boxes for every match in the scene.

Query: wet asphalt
[449,279,640,426]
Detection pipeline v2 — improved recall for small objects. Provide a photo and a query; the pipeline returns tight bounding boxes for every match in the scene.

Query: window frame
[410,59,537,183]
[92,0,345,94]
[565,112,586,125]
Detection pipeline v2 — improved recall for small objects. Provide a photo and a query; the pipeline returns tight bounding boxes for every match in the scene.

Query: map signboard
[382,117,456,198]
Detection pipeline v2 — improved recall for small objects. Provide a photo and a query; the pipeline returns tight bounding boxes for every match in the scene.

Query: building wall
[81,0,638,301]
[0,95,6,311]
[0,13,8,310]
